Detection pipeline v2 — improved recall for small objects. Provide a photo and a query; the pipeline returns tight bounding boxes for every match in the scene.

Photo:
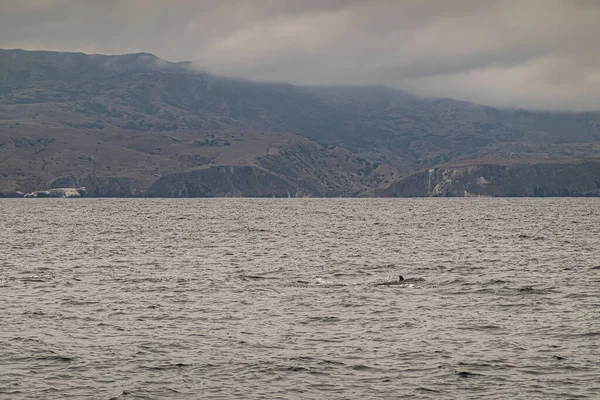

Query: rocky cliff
[146,166,297,197]
[146,143,398,197]
[24,187,87,198]
[380,161,600,197]
[49,176,144,197]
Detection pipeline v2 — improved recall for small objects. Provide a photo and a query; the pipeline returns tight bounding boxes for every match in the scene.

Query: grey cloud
[1,0,599,111]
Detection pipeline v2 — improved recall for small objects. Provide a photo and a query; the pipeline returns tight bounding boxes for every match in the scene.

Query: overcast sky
[1,0,599,111]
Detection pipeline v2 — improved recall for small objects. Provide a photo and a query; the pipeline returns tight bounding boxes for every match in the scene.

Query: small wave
[60,300,100,306]
[144,362,192,370]
[417,387,443,393]
[22,310,46,316]
[517,234,545,240]
[485,279,509,285]
[318,359,345,366]
[458,361,494,367]
[515,286,558,295]
[305,316,341,323]
[9,337,43,343]
[21,277,47,283]
[350,364,375,371]
[285,280,311,287]
[240,274,278,281]
[569,331,600,338]
[39,354,75,362]
[457,371,483,378]
[456,324,502,331]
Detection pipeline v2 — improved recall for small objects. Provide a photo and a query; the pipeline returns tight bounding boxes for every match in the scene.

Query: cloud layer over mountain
[1,0,599,111]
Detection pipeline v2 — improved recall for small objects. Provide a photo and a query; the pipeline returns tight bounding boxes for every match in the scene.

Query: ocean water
[0,198,599,399]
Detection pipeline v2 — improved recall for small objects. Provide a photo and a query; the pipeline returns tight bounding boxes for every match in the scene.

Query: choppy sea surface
[1,198,599,399]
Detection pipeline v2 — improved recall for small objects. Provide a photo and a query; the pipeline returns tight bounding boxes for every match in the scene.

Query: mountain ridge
[1,48,599,197]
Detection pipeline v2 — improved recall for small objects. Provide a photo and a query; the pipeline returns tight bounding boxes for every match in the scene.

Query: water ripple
[0,198,599,399]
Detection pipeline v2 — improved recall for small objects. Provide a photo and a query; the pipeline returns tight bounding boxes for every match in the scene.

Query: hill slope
[1,49,599,196]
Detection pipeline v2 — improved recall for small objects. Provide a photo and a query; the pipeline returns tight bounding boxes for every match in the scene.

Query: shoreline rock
[23,187,87,198]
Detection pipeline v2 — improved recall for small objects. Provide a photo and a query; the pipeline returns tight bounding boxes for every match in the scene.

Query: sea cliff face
[6,161,600,198]
[380,162,600,197]
[144,142,395,197]
[146,166,300,197]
